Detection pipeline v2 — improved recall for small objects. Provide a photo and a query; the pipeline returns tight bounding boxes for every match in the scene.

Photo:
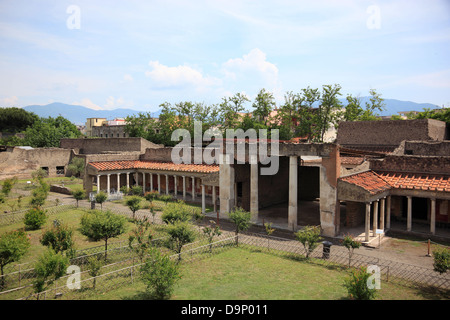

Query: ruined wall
[0,147,72,180]
[403,141,450,157]
[337,119,447,147]
[370,155,450,175]
[60,137,162,154]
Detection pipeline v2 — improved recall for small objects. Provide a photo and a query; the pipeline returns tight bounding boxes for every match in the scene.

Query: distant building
[85,118,107,136]
[85,117,129,138]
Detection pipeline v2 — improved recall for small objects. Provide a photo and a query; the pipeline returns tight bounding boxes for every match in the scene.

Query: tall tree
[252,88,276,127]
[0,107,38,133]
[313,84,343,142]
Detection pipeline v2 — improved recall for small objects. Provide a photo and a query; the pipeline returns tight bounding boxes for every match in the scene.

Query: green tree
[166,221,196,262]
[126,195,142,220]
[40,222,75,256]
[360,88,385,121]
[128,217,154,263]
[343,94,363,122]
[161,202,192,225]
[313,84,342,142]
[227,207,252,246]
[67,157,85,178]
[219,93,250,130]
[33,249,69,299]
[140,247,181,300]
[294,225,322,258]
[95,191,108,210]
[0,230,30,289]
[1,177,18,198]
[343,266,377,300]
[72,189,85,208]
[29,178,50,208]
[202,220,222,253]
[342,234,362,267]
[24,207,47,230]
[144,190,159,203]
[252,88,276,127]
[0,107,38,133]
[79,210,127,261]
[23,116,81,148]
[87,256,103,290]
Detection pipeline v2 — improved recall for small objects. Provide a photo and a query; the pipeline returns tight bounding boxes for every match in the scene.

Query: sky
[0,0,449,112]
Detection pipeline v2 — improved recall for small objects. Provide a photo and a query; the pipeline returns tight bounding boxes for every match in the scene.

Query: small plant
[0,230,30,289]
[144,190,159,203]
[149,203,157,223]
[1,177,18,197]
[159,194,173,205]
[203,220,222,253]
[294,225,322,259]
[24,207,47,230]
[120,186,130,195]
[128,217,154,263]
[167,221,196,262]
[40,222,75,255]
[227,207,252,246]
[342,234,362,267]
[72,189,85,207]
[161,202,192,225]
[87,256,103,290]
[131,185,143,196]
[126,196,142,220]
[343,266,377,300]
[29,178,50,208]
[432,247,450,274]
[95,191,108,210]
[264,222,275,251]
[33,249,69,299]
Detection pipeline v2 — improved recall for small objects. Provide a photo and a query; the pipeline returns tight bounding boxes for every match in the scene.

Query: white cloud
[145,61,221,88]
[0,96,19,107]
[123,74,134,82]
[104,96,134,109]
[72,98,103,110]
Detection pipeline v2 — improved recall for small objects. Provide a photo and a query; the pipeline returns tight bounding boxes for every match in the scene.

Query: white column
[126,172,130,189]
[192,176,195,200]
[183,176,186,200]
[407,196,412,231]
[288,156,298,231]
[157,174,161,194]
[365,202,371,242]
[107,174,111,195]
[97,174,101,192]
[373,200,379,235]
[201,184,206,214]
[142,172,146,193]
[117,173,120,193]
[165,174,169,195]
[386,195,391,229]
[380,197,385,230]
[250,154,258,219]
[430,198,436,235]
[150,173,153,191]
[174,176,177,199]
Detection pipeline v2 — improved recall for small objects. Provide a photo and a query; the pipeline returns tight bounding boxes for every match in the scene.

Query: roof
[339,170,450,195]
[339,171,391,195]
[377,171,450,192]
[88,160,219,174]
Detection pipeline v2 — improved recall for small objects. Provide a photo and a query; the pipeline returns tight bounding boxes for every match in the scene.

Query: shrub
[161,202,192,225]
[87,256,103,290]
[433,247,450,274]
[33,249,69,298]
[24,207,47,230]
[120,186,130,195]
[159,194,173,204]
[40,222,75,255]
[1,177,17,197]
[72,189,85,207]
[0,230,30,289]
[126,196,142,220]
[227,207,252,246]
[167,221,196,261]
[95,191,108,210]
[131,185,143,196]
[343,266,377,300]
[342,234,362,267]
[144,190,159,203]
[294,225,322,259]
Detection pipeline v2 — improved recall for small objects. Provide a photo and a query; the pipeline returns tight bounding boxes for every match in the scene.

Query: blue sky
[0,0,449,112]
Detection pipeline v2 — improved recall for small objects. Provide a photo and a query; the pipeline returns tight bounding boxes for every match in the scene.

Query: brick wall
[370,155,450,175]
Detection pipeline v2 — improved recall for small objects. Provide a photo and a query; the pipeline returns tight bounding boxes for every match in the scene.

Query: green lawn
[86,247,448,300]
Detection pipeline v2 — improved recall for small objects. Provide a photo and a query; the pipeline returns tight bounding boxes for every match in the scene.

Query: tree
[294,225,322,259]
[24,207,47,230]
[72,189,85,208]
[23,116,81,148]
[252,88,276,127]
[1,177,18,198]
[79,210,127,261]
[313,84,342,142]
[95,191,108,210]
[131,185,143,196]
[40,222,75,256]
[227,207,252,246]
[67,157,85,178]
[360,88,385,121]
[0,230,30,289]
[202,220,222,253]
[33,249,69,299]
[432,247,449,274]
[29,178,50,208]
[144,190,159,203]
[219,93,249,130]
[126,196,142,220]
[87,256,103,290]
[166,221,196,262]
[128,217,154,263]
[343,266,377,300]
[161,202,192,225]
[342,94,363,122]
[0,107,38,133]
[140,247,181,299]
[342,234,361,267]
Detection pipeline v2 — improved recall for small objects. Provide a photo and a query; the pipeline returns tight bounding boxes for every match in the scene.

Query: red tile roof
[88,160,219,174]
[377,171,450,192]
[339,171,391,195]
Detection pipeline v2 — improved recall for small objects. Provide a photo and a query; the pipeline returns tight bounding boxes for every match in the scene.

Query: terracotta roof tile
[88,160,219,174]
[340,171,391,195]
[376,171,450,193]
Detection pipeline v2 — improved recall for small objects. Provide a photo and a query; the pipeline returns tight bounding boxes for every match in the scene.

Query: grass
[85,247,449,301]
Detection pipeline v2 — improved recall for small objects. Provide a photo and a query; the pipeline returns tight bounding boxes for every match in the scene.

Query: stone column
[288,156,298,231]
[250,154,259,220]
[150,173,153,191]
[174,176,177,199]
[116,173,120,193]
[380,197,385,230]
[165,174,169,195]
[219,154,235,214]
[365,202,371,242]
[430,198,436,235]
[142,172,146,193]
[182,176,186,200]
[373,200,379,235]
[192,176,195,200]
[201,184,206,214]
[407,196,412,231]
[97,174,101,192]
[107,174,111,195]
[386,195,391,229]
[157,174,161,194]
[126,172,130,190]
[212,186,217,213]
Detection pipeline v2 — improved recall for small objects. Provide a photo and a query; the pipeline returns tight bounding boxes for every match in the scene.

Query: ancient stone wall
[60,137,162,154]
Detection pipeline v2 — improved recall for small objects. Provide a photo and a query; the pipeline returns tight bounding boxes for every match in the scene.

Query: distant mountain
[23,102,161,125]
[23,98,439,125]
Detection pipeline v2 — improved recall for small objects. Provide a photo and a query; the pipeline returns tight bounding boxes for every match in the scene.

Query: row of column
[96,172,218,214]
[365,196,439,242]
